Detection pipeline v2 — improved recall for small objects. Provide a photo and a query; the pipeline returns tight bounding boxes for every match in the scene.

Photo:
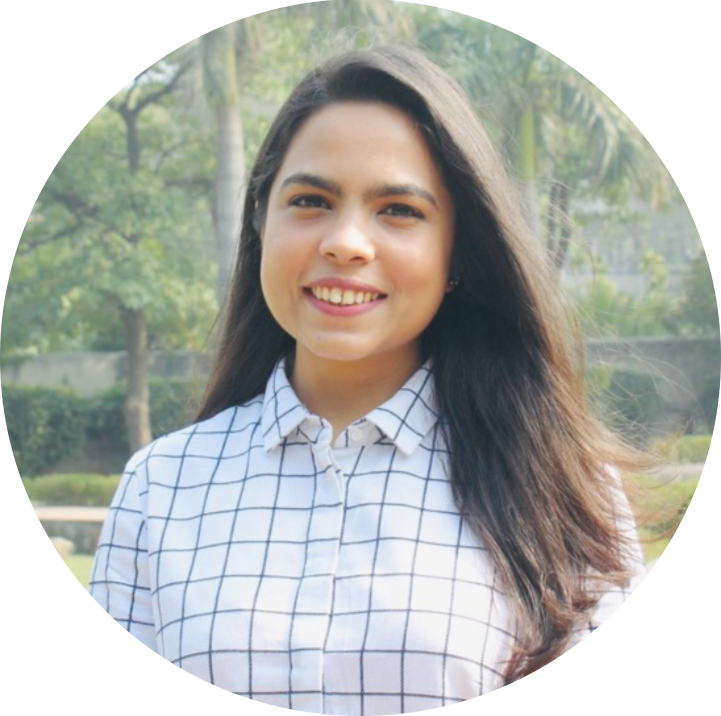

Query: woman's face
[260,101,455,373]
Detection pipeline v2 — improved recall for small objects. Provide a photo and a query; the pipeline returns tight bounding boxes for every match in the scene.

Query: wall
[2,338,719,431]
[0,351,211,396]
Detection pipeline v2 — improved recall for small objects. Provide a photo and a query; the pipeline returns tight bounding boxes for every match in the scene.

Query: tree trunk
[553,183,572,272]
[518,105,540,238]
[203,24,245,303]
[546,180,560,257]
[214,104,244,301]
[113,65,189,455]
[545,181,573,272]
[123,308,152,452]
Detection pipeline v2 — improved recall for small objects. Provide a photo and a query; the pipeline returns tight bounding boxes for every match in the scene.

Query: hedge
[1,366,709,477]
[3,378,200,477]
[586,367,663,441]
[83,378,200,455]
[651,434,712,463]
[3,386,87,477]
[22,473,121,506]
[700,378,719,431]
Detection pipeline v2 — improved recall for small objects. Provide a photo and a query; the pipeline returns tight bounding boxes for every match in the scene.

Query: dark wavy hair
[198,46,643,683]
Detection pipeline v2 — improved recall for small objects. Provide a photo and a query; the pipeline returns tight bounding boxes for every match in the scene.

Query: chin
[299,335,383,364]
[306,345,376,364]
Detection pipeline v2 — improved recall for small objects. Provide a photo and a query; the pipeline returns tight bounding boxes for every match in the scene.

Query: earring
[447,277,460,292]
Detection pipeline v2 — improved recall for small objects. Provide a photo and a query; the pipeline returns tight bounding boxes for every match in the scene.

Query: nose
[319,214,375,264]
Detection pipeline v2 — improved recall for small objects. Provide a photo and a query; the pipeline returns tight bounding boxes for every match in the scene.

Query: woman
[90,46,646,714]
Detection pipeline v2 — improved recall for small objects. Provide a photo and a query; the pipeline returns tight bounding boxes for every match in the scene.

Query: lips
[305,277,386,296]
[304,278,386,314]
[304,278,386,306]
[310,286,380,305]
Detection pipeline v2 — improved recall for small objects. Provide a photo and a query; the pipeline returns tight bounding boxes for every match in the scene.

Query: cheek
[259,235,288,310]
[396,240,452,293]
[259,239,274,291]
[260,225,293,286]
[259,228,316,322]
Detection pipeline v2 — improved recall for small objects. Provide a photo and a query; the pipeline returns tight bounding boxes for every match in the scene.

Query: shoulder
[124,394,266,483]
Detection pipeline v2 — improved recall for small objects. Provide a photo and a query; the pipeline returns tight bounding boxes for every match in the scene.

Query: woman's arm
[88,465,158,653]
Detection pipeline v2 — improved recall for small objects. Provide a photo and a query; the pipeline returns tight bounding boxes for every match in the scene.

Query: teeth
[309,286,381,305]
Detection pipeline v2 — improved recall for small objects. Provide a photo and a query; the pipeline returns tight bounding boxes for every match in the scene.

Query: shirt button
[349,427,364,442]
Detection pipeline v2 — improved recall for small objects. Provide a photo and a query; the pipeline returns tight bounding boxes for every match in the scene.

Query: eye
[289,194,329,210]
[381,203,424,220]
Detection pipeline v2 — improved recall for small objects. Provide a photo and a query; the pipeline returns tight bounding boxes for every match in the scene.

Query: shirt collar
[261,357,440,456]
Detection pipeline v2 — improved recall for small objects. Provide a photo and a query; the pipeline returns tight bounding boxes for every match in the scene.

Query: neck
[289,346,423,440]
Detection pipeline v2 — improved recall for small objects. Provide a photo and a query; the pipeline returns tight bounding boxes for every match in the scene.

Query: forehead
[274,101,446,187]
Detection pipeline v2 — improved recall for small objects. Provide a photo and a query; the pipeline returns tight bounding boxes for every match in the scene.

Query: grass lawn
[633,474,700,564]
[640,532,673,564]
[61,553,95,588]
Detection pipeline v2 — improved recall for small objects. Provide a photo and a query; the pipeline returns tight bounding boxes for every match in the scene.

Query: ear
[445,277,460,293]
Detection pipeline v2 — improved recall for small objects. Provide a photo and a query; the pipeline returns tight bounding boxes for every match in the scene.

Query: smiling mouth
[306,286,385,306]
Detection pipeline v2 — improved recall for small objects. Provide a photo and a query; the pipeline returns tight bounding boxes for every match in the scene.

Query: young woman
[90,46,646,715]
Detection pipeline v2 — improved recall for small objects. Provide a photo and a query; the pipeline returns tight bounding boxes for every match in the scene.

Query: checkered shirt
[89,358,645,715]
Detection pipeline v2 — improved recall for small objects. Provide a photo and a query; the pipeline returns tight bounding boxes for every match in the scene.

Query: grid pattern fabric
[89,359,645,715]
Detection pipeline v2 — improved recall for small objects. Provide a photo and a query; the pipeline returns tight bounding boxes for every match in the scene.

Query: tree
[573,251,675,338]
[201,20,254,301]
[413,12,675,270]
[318,0,415,37]
[197,2,415,302]
[7,61,217,452]
[673,252,720,337]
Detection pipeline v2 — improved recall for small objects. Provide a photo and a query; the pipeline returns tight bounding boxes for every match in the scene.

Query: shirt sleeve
[567,474,647,648]
[88,460,158,653]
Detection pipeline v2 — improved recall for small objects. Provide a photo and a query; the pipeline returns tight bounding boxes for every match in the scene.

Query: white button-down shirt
[90,359,644,715]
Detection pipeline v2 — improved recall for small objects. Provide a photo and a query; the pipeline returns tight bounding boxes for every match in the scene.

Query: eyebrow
[279,172,439,208]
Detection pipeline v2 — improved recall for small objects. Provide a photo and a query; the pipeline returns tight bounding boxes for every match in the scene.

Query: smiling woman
[89,46,648,715]
[260,101,455,431]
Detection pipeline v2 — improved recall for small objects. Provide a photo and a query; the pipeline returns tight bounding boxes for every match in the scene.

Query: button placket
[288,435,347,710]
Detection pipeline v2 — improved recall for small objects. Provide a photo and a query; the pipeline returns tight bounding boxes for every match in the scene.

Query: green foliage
[700,378,719,431]
[149,378,201,437]
[575,252,675,338]
[60,553,95,587]
[4,378,201,476]
[3,71,218,358]
[574,247,719,343]
[583,364,614,404]
[605,370,663,431]
[634,475,699,533]
[415,6,675,249]
[3,5,703,361]
[651,435,712,464]
[3,386,87,477]
[575,272,638,337]
[82,386,127,455]
[586,366,663,438]
[22,474,121,506]
[673,253,719,337]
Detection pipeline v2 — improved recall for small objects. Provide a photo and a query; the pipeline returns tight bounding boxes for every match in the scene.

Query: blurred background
[1,1,717,584]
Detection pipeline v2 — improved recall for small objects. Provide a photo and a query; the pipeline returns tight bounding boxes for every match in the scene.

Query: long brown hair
[198,46,645,683]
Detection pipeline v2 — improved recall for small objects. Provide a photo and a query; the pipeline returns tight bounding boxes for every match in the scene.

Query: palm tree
[200,5,411,302]
[201,21,250,302]
[417,15,674,270]
[200,3,415,301]
[322,0,415,34]
[540,63,675,269]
